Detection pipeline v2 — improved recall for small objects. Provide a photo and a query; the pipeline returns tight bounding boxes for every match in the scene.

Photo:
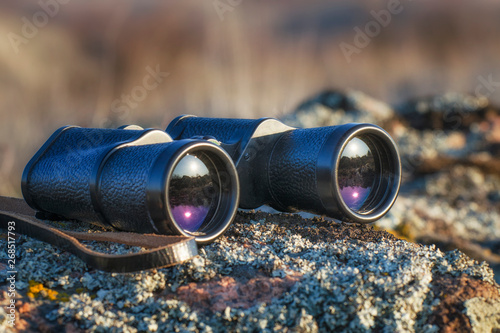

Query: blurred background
[1,0,500,197]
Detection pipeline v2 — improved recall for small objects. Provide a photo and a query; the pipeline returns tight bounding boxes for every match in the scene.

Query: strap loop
[0,197,198,273]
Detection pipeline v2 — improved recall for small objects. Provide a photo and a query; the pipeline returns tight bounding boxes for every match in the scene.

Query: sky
[341,137,370,158]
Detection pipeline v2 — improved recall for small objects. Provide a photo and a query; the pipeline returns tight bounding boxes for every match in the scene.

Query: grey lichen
[1,213,498,332]
[464,297,500,332]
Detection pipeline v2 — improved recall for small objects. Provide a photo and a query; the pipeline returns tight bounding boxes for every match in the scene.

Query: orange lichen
[26,280,68,302]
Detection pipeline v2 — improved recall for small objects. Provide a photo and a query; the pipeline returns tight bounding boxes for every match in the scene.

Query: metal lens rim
[164,142,239,243]
[334,125,401,223]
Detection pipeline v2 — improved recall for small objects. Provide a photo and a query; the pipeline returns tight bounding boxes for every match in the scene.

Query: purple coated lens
[168,153,216,233]
[338,137,376,212]
[170,205,210,232]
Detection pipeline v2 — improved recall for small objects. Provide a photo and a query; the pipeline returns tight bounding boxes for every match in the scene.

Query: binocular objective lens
[338,137,376,212]
[168,153,217,233]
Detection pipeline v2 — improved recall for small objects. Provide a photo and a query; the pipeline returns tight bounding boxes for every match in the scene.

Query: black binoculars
[22,117,401,243]
[22,126,239,244]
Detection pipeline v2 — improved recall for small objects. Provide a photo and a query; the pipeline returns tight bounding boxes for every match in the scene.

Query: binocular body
[22,126,239,243]
[23,116,401,244]
[167,116,401,224]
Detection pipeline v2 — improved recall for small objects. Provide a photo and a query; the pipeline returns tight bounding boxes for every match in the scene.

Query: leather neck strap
[0,197,198,273]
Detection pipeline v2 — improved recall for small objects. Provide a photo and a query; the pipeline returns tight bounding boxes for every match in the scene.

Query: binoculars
[22,117,401,244]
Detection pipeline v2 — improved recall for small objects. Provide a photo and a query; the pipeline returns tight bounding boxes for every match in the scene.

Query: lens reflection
[168,154,215,232]
[338,137,376,212]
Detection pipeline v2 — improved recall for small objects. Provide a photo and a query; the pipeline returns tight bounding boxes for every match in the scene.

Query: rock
[394,93,500,177]
[395,92,495,131]
[280,89,395,128]
[376,165,500,283]
[427,274,500,333]
[0,211,499,332]
[464,297,500,332]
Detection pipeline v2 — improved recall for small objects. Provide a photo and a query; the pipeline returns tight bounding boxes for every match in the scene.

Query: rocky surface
[0,211,499,332]
[0,90,499,332]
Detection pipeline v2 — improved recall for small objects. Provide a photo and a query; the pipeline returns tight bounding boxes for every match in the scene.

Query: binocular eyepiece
[23,116,401,244]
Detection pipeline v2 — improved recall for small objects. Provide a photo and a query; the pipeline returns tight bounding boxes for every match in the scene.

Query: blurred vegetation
[169,175,214,208]
[1,0,500,197]
[338,152,376,189]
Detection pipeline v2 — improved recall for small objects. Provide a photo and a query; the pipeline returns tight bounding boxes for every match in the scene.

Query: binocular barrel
[22,126,239,244]
[22,115,400,246]
[167,116,401,223]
